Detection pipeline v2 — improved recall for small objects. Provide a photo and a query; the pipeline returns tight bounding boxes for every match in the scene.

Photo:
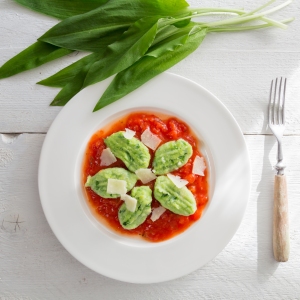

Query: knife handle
[273,174,289,262]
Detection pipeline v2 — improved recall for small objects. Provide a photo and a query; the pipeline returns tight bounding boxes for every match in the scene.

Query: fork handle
[273,174,289,262]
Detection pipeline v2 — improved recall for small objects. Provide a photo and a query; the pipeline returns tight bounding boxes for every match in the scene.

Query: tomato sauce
[82,113,209,242]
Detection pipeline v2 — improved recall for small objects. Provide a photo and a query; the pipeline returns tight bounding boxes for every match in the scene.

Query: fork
[268,77,289,262]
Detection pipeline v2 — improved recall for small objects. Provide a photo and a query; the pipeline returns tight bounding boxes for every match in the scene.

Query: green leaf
[39,0,189,51]
[50,65,91,106]
[94,26,207,111]
[50,16,163,106]
[0,0,113,79]
[38,19,133,86]
[0,23,122,79]
[83,16,163,88]
[149,22,196,55]
[14,0,109,20]
[37,53,98,87]
[0,41,72,79]
[49,51,106,105]
[56,27,126,52]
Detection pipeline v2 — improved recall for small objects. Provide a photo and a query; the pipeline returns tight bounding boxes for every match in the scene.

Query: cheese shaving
[192,156,206,176]
[135,168,157,184]
[100,148,117,166]
[121,194,137,212]
[150,206,166,222]
[167,174,188,188]
[107,179,127,195]
[141,128,161,150]
[123,128,136,139]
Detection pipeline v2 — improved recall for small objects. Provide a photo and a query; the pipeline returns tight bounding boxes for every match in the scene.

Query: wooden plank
[0,0,298,51]
[1,50,299,134]
[0,0,299,134]
[0,133,300,298]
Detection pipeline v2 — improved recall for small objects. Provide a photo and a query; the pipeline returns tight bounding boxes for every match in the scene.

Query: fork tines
[269,77,287,126]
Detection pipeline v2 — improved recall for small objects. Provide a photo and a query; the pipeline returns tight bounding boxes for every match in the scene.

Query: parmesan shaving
[135,168,157,184]
[150,206,166,222]
[121,194,137,212]
[141,128,161,150]
[167,174,188,188]
[123,128,136,139]
[192,156,206,176]
[107,179,127,195]
[100,148,117,166]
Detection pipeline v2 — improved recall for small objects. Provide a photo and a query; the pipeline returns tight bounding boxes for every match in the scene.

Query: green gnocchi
[118,186,152,230]
[152,139,193,175]
[105,131,150,172]
[154,176,196,216]
[85,167,137,198]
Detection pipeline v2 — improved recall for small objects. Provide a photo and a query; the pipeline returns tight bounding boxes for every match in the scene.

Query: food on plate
[154,176,196,216]
[150,206,166,222]
[152,139,192,175]
[192,155,206,176]
[119,186,152,230]
[166,173,188,188]
[85,167,137,198]
[83,112,209,242]
[100,147,117,166]
[120,194,138,213]
[141,128,162,150]
[105,131,150,172]
[135,168,157,184]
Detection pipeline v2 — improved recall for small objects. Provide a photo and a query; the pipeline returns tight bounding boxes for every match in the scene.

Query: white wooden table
[1,0,300,298]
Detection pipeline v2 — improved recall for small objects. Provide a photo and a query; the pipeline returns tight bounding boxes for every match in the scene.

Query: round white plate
[39,72,251,283]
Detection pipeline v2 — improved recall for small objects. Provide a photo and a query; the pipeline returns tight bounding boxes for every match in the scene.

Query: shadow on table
[256,134,280,281]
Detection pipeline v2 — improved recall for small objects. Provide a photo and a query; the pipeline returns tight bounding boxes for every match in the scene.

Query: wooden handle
[273,174,289,262]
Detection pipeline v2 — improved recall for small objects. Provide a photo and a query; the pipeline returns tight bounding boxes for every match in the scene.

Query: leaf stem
[207,17,294,32]
[201,0,292,28]
[189,8,245,14]
[167,0,292,31]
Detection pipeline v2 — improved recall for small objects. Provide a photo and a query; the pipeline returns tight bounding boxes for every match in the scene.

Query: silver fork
[268,77,289,262]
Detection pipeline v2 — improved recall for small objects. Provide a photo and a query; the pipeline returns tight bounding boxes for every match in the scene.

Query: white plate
[38,73,251,283]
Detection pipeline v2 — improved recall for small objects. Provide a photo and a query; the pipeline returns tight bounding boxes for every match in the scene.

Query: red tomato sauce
[82,113,209,242]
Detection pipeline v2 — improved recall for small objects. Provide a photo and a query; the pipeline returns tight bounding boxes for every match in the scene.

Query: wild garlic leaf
[50,16,163,105]
[48,48,106,105]
[62,28,127,52]
[50,63,94,106]
[37,24,127,86]
[94,27,207,111]
[37,53,98,88]
[38,0,189,51]
[0,0,112,79]
[148,23,197,57]
[40,23,128,52]
[14,0,109,20]
[83,16,164,88]
[0,42,72,79]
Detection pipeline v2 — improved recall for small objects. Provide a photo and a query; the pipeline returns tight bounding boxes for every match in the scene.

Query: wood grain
[273,174,289,262]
